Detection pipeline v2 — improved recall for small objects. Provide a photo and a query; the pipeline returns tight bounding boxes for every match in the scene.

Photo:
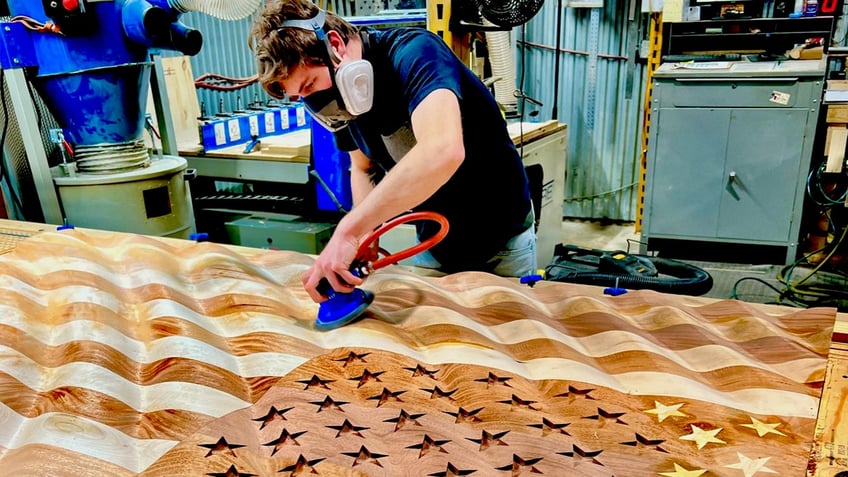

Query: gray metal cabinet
[641,60,825,264]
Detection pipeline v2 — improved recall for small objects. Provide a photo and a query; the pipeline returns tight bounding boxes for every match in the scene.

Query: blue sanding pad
[315,288,375,330]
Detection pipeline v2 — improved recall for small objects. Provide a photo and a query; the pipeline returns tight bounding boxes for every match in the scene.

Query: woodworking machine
[0,0,259,236]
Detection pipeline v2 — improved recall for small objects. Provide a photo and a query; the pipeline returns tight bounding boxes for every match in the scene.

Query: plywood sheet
[0,229,836,476]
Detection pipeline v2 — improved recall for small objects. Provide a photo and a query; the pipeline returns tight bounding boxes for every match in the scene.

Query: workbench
[0,219,844,476]
[180,120,568,267]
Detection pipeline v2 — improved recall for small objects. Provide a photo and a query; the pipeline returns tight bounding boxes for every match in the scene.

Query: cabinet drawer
[656,78,809,108]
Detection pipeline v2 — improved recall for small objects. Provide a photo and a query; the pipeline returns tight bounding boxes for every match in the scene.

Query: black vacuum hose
[550,257,713,296]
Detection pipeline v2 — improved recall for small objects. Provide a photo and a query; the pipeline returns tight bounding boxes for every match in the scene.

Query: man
[250,0,536,303]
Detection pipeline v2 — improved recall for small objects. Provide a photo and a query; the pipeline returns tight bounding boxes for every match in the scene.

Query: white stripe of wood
[0,348,250,415]
[0,402,176,473]
[2,305,820,387]
[0,318,309,377]
[0,263,292,302]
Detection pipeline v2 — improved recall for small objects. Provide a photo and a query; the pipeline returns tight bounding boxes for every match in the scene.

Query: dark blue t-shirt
[334,27,531,273]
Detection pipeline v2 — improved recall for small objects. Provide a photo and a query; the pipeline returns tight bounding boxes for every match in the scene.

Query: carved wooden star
[644,401,687,423]
[342,445,388,467]
[404,363,439,379]
[349,369,385,388]
[199,436,246,458]
[527,417,571,436]
[740,417,786,437]
[428,463,477,476]
[467,430,510,451]
[367,387,406,407]
[296,374,335,391]
[444,406,484,424]
[583,407,627,426]
[308,395,348,413]
[206,464,256,477]
[680,425,725,449]
[620,433,668,452]
[558,444,604,466]
[278,455,325,476]
[474,371,512,388]
[406,434,451,458]
[334,351,370,367]
[658,463,708,477]
[384,409,425,431]
[495,454,544,476]
[252,406,294,430]
[723,452,778,477]
[326,419,369,438]
[553,385,595,400]
[498,394,538,411]
[263,429,307,456]
[421,385,458,401]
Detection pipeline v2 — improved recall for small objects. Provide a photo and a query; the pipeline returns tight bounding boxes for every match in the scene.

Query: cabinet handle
[675,77,800,83]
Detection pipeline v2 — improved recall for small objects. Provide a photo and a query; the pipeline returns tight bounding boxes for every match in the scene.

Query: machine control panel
[43,0,96,35]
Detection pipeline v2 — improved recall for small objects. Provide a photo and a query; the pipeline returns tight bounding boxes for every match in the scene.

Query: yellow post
[635,11,662,232]
[427,0,472,66]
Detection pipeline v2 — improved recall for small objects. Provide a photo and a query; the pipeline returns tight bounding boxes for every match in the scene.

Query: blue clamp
[243,135,260,154]
[520,269,546,288]
[56,218,74,231]
[189,232,209,242]
[603,277,627,296]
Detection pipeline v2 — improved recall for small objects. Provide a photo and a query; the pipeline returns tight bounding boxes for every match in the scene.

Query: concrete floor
[560,219,642,253]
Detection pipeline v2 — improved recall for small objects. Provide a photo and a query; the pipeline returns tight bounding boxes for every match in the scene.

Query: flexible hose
[486,29,518,111]
[547,256,714,296]
[167,0,262,20]
[358,211,449,271]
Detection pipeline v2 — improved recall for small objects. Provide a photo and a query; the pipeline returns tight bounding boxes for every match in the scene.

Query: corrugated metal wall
[178,2,648,222]
[520,0,648,221]
[170,13,265,117]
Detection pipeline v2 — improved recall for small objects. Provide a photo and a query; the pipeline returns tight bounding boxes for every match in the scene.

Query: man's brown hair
[249,0,358,98]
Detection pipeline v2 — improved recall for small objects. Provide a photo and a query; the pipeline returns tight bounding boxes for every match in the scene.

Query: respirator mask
[279,10,374,131]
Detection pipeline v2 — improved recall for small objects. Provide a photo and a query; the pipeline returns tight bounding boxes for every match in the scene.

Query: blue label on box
[199,103,310,152]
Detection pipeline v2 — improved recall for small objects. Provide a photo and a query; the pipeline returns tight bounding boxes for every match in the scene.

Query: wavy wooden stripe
[0,402,177,473]
[0,324,308,381]
[0,321,821,403]
[370,283,833,356]
[365,304,827,369]
[0,374,212,440]
[0,445,134,477]
[1,304,822,382]
[0,270,311,321]
[0,350,250,415]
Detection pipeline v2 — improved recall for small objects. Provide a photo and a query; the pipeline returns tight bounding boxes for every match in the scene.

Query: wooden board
[0,229,836,476]
[146,56,204,152]
[179,129,312,163]
[810,344,848,477]
[509,120,567,146]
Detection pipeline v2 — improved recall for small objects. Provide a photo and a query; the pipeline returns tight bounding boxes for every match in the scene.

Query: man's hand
[301,229,364,303]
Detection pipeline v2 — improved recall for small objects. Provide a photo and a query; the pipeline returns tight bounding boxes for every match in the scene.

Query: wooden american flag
[0,229,834,476]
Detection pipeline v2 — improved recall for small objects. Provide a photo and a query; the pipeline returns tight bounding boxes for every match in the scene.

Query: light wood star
[645,401,687,423]
[680,425,725,449]
[724,452,778,477]
[659,463,707,477]
[740,417,786,438]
